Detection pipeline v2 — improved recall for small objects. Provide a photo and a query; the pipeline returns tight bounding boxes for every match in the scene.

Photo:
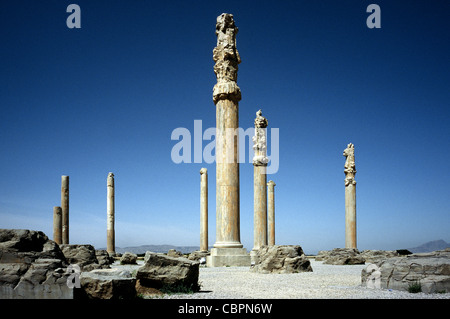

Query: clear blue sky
[1,1,448,254]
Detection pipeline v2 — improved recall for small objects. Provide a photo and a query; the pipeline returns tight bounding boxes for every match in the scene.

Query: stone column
[252,110,268,255]
[343,143,357,249]
[200,168,208,252]
[107,172,115,254]
[207,13,250,267]
[53,206,62,245]
[267,180,276,246]
[61,175,69,244]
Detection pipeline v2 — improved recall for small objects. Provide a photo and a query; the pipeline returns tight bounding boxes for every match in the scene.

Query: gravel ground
[151,260,450,299]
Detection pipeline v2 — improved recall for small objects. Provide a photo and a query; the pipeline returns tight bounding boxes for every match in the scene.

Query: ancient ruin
[252,110,269,258]
[199,168,208,252]
[107,172,115,254]
[267,180,276,246]
[343,143,357,249]
[53,206,62,245]
[61,175,69,244]
[207,13,250,267]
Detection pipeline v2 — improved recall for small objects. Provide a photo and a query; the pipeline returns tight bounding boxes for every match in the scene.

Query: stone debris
[361,249,450,293]
[120,252,138,265]
[321,248,366,265]
[136,251,199,291]
[0,229,72,299]
[251,245,313,274]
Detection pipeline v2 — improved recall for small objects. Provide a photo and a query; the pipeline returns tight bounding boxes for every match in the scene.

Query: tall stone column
[343,143,357,249]
[61,175,69,244]
[207,13,250,267]
[53,206,62,245]
[267,180,276,246]
[200,168,208,252]
[107,172,115,254]
[252,110,268,255]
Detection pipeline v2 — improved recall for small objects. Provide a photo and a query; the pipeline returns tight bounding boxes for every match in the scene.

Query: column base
[206,247,251,267]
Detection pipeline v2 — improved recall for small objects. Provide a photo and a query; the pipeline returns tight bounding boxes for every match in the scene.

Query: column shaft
[345,184,357,248]
[107,173,115,254]
[267,181,276,246]
[61,175,69,244]
[253,165,267,250]
[200,168,208,252]
[53,206,62,245]
[215,99,241,248]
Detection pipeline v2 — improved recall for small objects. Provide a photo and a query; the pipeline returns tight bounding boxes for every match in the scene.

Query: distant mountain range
[100,240,449,256]
[407,239,449,253]
[101,244,203,255]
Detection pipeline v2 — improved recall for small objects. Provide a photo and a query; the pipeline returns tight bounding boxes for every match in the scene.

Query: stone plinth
[206,247,251,267]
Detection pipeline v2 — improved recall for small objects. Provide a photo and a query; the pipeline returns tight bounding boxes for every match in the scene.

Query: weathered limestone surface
[322,248,365,265]
[208,13,250,267]
[252,110,268,254]
[343,143,356,248]
[200,168,208,252]
[0,229,73,299]
[60,244,108,271]
[120,252,137,265]
[136,252,200,291]
[95,249,115,267]
[188,250,210,262]
[360,249,399,263]
[107,172,115,254]
[267,180,276,246]
[77,268,136,299]
[61,176,69,244]
[53,206,62,245]
[361,249,450,293]
[167,249,183,258]
[251,245,313,274]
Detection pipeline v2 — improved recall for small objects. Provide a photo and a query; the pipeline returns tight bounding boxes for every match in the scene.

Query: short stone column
[343,143,357,249]
[267,180,276,246]
[53,206,62,245]
[200,168,208,252]
[107,172,115,254]
[252,110,269,256]
[61,175,69,244]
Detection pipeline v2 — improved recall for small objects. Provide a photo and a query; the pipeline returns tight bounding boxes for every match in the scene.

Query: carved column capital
[253,109,269,166]
[343,143,356,186]
[212,13,241,104]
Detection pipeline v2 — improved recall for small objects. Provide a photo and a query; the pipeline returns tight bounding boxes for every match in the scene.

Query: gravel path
[156,260,450,299]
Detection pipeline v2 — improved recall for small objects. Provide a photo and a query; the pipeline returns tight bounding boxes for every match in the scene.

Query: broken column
[267,180,276,246]
[207,13,250,267]
[200,168,208,252]
[343,143,357,249]
[252,110,269,257]
[107,172,115,254]
[61,175,69,244]
[53,206,62,245]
